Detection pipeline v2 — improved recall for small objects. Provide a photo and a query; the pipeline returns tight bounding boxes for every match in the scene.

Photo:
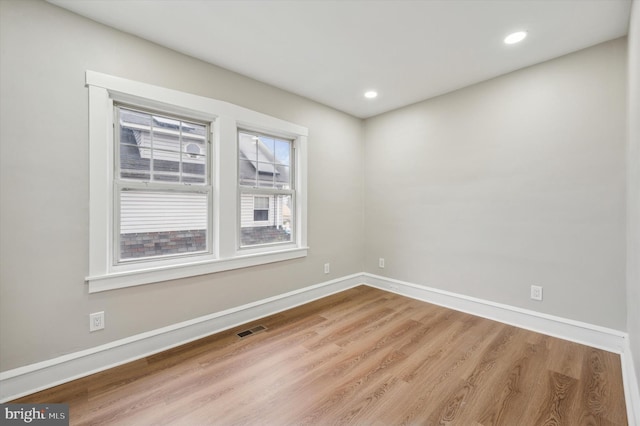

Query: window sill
[86,247,309,293]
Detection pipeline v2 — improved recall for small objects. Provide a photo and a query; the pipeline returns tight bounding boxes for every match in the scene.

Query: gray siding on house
[240,194,292,228]
[120,191,208,233]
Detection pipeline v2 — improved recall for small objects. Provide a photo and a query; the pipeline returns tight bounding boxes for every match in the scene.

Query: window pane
[239,131,292,189]
[153,158,179,181]
[153,174,180,182]
[239,160,257,186]
[182,122,206,137]
[239,133,258,163]
[259,136,275,156]
[182,152,206,182]
[119,190,208,260]
[182,137,206,155]
[257,163,276,188]
[240,193,292,247]
[153,115,180,131]
[254,210,269,221]
[118,107,208,185]
[275,139,290,166]
[148,119,181,183]
[275,166,290,189]
[151,132,181,155]
[119,110,151,180]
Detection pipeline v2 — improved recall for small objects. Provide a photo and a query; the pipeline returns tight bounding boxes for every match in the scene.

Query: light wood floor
[14,286,627,425]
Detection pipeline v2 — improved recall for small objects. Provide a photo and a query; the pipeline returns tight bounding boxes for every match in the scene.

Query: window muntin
[115,106,211,263]
[239,131,294,248]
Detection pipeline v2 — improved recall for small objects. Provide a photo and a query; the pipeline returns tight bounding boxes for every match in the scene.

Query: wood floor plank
[574,349,628,425]
[473,334,551,425]
[11,286,628,425]
[424,325,524,425]
[535,370,579,426]
[547,338,585,380]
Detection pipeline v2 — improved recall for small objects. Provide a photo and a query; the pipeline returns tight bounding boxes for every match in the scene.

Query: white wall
[0,0,364,371]
[627,0,640,391]
[0,0,631,379]
[364,39,628,329]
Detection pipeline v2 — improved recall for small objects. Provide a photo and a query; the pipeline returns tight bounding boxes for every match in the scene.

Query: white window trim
[86,71,308,293]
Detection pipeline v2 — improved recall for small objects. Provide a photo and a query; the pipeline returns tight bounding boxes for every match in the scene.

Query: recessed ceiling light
[504,31,527,45]
[364,91,378,99]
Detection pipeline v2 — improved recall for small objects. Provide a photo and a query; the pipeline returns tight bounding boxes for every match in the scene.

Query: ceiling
[49,0,632,118]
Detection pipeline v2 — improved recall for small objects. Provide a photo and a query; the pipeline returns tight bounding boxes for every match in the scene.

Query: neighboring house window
[253,196,269,222]
[86,71,308,292]
[116,106,211,262]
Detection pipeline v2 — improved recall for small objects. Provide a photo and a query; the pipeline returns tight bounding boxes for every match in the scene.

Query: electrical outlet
[324,263,330,274]
[90,311,105,332]
[530,285,543,301]
[379,258,385,268]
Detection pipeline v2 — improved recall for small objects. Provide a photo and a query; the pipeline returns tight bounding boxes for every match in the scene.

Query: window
[86,71,308,292]
[253,196,269,222]
[239,131,294,247]
[116,106,211,262]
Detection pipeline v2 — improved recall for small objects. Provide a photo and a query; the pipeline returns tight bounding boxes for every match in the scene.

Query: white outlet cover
[90,311,105,332]
[324,263,330,274]
[530,285,543,301]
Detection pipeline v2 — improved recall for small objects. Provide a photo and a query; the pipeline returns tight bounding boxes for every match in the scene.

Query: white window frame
[86,71,308,293]
[238,129,296,250]
[114,105,213,264]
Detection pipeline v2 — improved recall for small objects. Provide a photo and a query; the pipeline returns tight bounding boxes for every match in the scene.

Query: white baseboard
[362,273,626,353]
[622,339,640,426]
[0,273,363,402]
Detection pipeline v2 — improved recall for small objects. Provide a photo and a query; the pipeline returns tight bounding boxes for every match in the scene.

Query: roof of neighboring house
[119,109,206,183]
[239,140,278,175]
[238,132,290,189]
[117,109,290,188]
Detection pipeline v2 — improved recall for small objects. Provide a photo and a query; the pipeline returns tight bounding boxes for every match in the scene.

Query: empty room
[1,0,639,424]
